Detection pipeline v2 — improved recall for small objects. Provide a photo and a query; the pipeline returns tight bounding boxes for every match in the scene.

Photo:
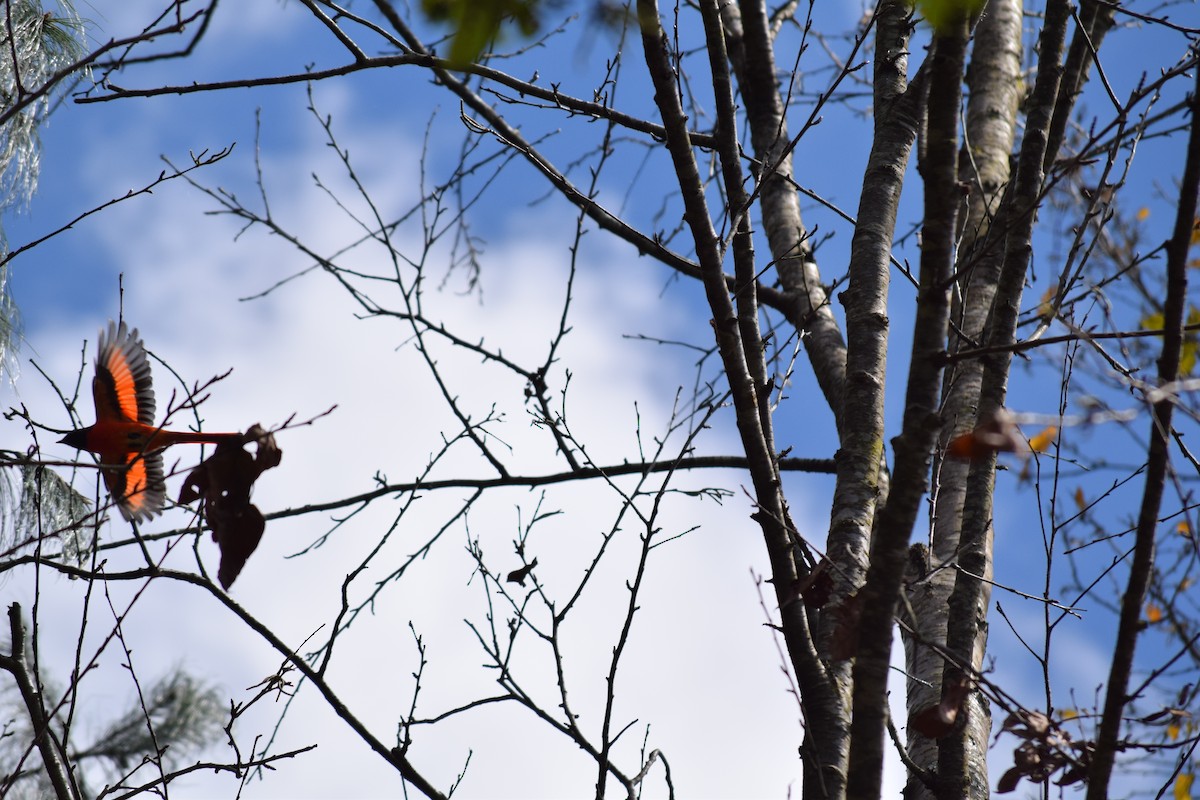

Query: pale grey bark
[936,0,1071,796]
[823,0,920,791]
[720,0,848,422]
[908,1,1024,797]
[848,13,969,795]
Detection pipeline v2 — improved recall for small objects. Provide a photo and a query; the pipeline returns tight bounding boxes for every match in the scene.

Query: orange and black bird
[60,321,242,522]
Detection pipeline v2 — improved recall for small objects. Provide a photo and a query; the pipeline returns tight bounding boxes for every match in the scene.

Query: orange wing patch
[100,450,166,522]
[93,321,157,425]
[92,322,164,521]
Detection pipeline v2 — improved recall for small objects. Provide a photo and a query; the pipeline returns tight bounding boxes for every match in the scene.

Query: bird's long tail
[157,430,244,447]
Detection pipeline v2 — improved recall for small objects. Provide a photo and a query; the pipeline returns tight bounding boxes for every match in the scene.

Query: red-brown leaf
[946,409,1027,461]
[179,424,282,589]
[911,673,971,739]
[781,559,835,608]
[996,767,1023,793]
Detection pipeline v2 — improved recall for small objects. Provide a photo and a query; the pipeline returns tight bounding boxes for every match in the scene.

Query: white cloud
[5,97,836,799]
[80,1,307,68]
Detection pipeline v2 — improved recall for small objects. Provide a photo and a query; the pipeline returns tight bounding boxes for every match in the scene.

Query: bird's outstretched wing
[102,451,166,522]
[93,320,156,425]
[93,321,164,521]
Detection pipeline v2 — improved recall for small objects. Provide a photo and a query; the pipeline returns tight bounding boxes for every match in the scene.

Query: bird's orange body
[60,321,240,521]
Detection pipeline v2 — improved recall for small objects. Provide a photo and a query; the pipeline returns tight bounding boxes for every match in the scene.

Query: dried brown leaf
[179,424,282,589]
[946,409,1028,461]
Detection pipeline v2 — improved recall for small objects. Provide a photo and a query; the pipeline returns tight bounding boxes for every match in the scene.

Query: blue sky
[4,0,1200,797]
[4,4,843,796]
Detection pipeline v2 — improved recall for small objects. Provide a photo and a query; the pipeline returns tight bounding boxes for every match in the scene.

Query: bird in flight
[60,320,242,521]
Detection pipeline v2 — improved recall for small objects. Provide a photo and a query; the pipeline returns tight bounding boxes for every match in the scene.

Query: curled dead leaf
[996,766,1023,793]
[910,671,971,739]
[179,424,282,589]
[946,409,1027,461]
[994,709,1087,794]
[781,558,834,609]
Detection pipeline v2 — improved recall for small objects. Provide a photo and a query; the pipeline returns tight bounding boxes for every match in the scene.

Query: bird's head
[59,429,89,450]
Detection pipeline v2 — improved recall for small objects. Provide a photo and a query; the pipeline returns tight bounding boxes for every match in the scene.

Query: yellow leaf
[1175,772,1193,800]
[1146,603,1164,624]
[1038,283,1059,319]
[1192,218,1200,247]
[1074,486,1086,511]
[1182,307,1200,376]
[1137,207,1151,221]
[1168,721,1181,741]
[1028,426,1058,453]
[1178,520,1192,537]
[1139,310,1198,373]
[1182,341,1197,376]
[1061,708,1079,720]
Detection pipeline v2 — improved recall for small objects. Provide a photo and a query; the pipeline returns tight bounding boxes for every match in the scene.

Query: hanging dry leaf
[179,424,283,589]
[781,558,834,609]
[910,672,971,739]
[995,710,1087,794]
[996,766,1023,794]
[946,409,1027,461]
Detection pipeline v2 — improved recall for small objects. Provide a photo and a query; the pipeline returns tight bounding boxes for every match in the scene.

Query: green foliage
[914,0,985,34]
[421,0,544,67]
[1,656,223,796]
[0,1,89,214]
[0,1,90,378]
[3,463,92,560]
[0,264,17,384]
[84,670,224,771]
